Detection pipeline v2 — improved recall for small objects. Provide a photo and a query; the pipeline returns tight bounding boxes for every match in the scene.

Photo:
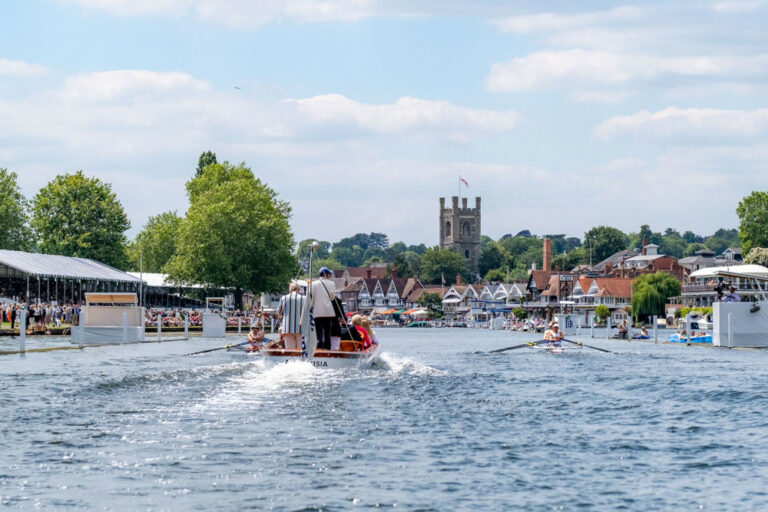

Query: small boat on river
[257,340,379,369]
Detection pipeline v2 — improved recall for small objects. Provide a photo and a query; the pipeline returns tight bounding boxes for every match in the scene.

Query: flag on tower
[460,177,469,188]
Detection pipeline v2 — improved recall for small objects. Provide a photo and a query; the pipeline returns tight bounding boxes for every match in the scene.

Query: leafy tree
[484,268,507,282]
[392,251,421,278]
[419,247,470,285]
[407,243,427,255]
[331,245,363,267]
[512,307,527,320]
[196,151,217,177]
[127,211,182,272]
[631,272,681,322]
[737,192,768,254]
[744,247,768,266]
[682,230,703,244]
[0,169,31,250]
[498,235,542,270]
[31,171,130,268]
[480,235,493,252]
[166,163,296,309]
[368,232,390,249]
[417,291,442,310]
[389,241,407,256]
[583,226,628,262]
[683,243,708,257]
[659,230,687,258]
[296,239,331,260]
[311,258,344,274]
[479,241,509,276]
[595,305,610,323]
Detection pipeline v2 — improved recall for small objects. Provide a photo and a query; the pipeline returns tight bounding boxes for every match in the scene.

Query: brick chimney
[642,237,648,256]
[456,274,462,285]
[543,238,552,272]
[366,269,372,279]
[391,268,398,278]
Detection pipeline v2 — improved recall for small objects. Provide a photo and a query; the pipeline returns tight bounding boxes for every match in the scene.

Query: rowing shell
[230,340,380,369]
[531,343,581,354]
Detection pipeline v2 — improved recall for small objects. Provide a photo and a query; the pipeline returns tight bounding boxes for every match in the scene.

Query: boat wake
[372,352,447,377]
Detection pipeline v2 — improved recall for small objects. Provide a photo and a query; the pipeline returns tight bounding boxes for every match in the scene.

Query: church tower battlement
[439,196,481,275]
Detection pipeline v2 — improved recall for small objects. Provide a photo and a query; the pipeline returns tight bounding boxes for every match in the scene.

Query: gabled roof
[528,270,553,291]
[592,249,639,272]
[593,278,633,298]
[345,266,388,279]
[387,277,410,297]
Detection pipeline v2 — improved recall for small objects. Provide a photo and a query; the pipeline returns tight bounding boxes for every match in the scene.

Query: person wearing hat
[543,322,563,345]
[724,285,742,302]
[311,267,337,350]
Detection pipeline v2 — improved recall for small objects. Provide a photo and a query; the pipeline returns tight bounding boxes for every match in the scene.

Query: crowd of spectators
[2,302,81,330]
[143,308,278,328]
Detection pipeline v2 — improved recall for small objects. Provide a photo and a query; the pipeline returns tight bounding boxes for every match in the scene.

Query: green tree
[737,191,768,254]
[392,251,421,278]
[484,268,507,282]
[512,307,527,320]
[595,304,610,323]
[31,171,130,267]
[479,241,509,277]
[744,247,768,266]
[295,239,331,260]
[631,272,681,322]
[196,151,218,177]
[127,211,182,272]
[418,247,470,285]
[166,163,296,309]
[583,226,628,262]
[0,169,31,250]
[417,291,443,311]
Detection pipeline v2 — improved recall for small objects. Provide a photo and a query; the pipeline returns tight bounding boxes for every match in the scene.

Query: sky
[1,0,767,246]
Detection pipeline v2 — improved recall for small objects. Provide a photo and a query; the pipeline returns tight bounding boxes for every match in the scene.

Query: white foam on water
[374,352,447,377]
[193,358,344,410]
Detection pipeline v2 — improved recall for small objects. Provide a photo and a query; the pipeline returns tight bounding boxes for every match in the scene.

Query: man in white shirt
[312,267,337,350]
[724,285,742,302]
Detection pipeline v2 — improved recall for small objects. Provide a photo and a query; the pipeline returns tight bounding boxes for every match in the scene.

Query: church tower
[439,196,481,275]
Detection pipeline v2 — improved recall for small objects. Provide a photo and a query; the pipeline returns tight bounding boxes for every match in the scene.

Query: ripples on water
[1,330,768,510]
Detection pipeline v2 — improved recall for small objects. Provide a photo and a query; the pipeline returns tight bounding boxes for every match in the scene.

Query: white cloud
[292,94,518,138]
[487,50,768,92]
[0,58,49,77]
[594,107,768,141]
[66,0,392,26]
[493,6,641,34]
[712,0,767,12]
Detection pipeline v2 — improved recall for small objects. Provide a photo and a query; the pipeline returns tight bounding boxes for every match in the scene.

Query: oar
[563,338,614,354]
[185,340,252,356]
[487,339,547,354]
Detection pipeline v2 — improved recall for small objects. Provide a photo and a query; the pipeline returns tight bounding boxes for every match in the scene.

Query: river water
[1,328,767,510]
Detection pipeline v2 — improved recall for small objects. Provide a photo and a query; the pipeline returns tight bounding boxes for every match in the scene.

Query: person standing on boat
[723,285,742,302]
[311,267,337,350]
[278,282,306,350]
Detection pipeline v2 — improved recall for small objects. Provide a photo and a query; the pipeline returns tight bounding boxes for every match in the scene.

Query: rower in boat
[543,322,564,347]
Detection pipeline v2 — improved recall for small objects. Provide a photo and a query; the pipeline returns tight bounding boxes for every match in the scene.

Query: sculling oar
[563,338,614,354]
[487,339,547,354]
[185,340,252,356]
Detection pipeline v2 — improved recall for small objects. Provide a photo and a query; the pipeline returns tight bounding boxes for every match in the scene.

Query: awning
[0,249,140,282]
[442,297,462,304]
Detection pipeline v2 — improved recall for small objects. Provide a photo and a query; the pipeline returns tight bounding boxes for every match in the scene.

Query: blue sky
[1,0,767,245]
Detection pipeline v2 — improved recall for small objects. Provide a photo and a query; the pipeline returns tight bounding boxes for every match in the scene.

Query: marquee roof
[0,249,140,282]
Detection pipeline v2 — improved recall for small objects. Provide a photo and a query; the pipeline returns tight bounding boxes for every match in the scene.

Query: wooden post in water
[590,316,595,338]
[122,312,128,343]
[606,316,612,338]
[728,313,732,349]
[157,312,162,341]
[686,314,691,345]
[270,316,275,334]
[238,316,242,335]
[184,314,189,340]
[652,315,658,343]
[18,310,26,354]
